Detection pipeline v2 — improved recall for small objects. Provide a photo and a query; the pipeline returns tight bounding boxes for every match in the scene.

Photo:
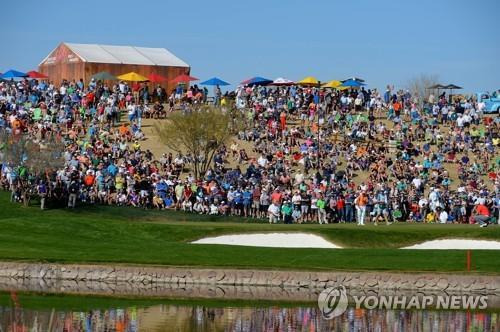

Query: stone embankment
[0,262,498,304]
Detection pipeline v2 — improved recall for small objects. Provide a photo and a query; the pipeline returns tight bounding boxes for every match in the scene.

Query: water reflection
[0,303,498,332]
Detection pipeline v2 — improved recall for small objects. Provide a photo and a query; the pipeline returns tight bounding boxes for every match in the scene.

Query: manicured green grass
[0,192,499,273]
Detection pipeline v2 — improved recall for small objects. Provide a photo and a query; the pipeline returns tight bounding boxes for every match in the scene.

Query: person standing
[242,187,253,218]
[344,191,355,223]
[372,189,392,226]
[268,202,280,224]
[336,195,345,223]
[174,181,184,210]
[300,191,311,223]
[214,85,222,106]
[38,180,47,210]
[67,180,79,208]
[132,82,140,104]
[316,194,327,224]
[259,189,270,219]
[251,185,261,218]
[281,201,293,224]
[355,191,368,226]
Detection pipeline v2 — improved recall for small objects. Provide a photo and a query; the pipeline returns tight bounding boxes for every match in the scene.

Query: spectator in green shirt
[316,194,327,224]
[281,201,293,224]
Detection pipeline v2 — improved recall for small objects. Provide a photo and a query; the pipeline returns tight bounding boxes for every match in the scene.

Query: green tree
[154,106,242,179]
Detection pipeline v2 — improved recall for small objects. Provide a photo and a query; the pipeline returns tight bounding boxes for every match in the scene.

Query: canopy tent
[148,73,168,83]
[427,84,445,89]
[442,84,463,103]
[271,77,295,86]
[241,76,272,86]
[1,69,28,79]
[170,74,199,84]
[27,70,49,79]
[322,80,342,89]
[117,72,148,82]
[340,79,366,88]
[91,71,117,81]
[297,76,319,86]
[200,77,230,86]
[442,84,462,90]
[426,84,446,100]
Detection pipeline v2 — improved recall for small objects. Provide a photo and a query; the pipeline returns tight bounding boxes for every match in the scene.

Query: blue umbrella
[341,79,366,88]
[1,69,28,79]
[341,77,365,83]
[241,76,272,86]
[200,77,230,86]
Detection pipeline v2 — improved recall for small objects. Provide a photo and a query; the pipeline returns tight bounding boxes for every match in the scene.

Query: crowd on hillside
[0,77,498,227]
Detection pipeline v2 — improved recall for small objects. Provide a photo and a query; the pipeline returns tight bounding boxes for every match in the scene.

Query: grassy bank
[0,292,313,311]
[0,192,499,273]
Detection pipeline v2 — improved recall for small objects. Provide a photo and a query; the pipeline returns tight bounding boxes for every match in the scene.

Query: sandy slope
[192,233,341,248]
[403,239,500,250]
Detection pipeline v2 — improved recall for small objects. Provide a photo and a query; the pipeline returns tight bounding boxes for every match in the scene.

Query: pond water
[0,296,497,332]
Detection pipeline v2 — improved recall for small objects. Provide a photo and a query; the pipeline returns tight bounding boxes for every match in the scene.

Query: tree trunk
[193,160,199,180]
[22,190,30,207]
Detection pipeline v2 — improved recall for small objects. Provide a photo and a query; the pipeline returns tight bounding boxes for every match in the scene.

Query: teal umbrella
[91,71,117,81]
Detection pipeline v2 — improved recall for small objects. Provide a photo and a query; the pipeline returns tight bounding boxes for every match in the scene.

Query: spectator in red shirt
[132,82,141,103]
[271,189,283,205]
[336,196,345,222]
[473,203,491,227]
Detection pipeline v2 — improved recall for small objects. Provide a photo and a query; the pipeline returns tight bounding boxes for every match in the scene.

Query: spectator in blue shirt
[243,188,253,217]
[107,163,118,177]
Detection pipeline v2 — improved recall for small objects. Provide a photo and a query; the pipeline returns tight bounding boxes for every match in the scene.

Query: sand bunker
[192,233,340,248]
[403,239,500,250]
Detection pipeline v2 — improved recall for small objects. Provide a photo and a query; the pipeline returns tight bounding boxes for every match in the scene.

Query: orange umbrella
[170,74,199,84]
[148,73,167,83]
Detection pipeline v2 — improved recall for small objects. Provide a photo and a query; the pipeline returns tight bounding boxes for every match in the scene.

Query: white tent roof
[41,43,189,67]
[273,77,295,85]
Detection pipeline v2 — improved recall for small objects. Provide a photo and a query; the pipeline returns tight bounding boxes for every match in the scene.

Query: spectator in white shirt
[268,203,280,224]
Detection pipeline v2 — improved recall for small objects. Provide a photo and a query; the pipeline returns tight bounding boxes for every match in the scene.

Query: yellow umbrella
[297,76,319,85]
[117,72,148,82]
[322,80,342,88]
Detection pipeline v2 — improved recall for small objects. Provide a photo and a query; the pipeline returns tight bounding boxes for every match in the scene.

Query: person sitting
[425,210,436,223]
[153,194,165,210]
[153,102,165,119]
[210,203,219,215]
[193,199,204,213]
[119,123,132,142]
[473,202,491,227]
[181,199,193,212]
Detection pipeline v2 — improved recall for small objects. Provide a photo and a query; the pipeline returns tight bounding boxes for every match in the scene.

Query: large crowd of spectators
[0,77,498,227]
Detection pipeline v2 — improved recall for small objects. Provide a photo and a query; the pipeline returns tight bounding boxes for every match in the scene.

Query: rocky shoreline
[0,262,498,304]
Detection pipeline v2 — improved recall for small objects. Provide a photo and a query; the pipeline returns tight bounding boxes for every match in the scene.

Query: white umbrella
[272,77,295,86]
